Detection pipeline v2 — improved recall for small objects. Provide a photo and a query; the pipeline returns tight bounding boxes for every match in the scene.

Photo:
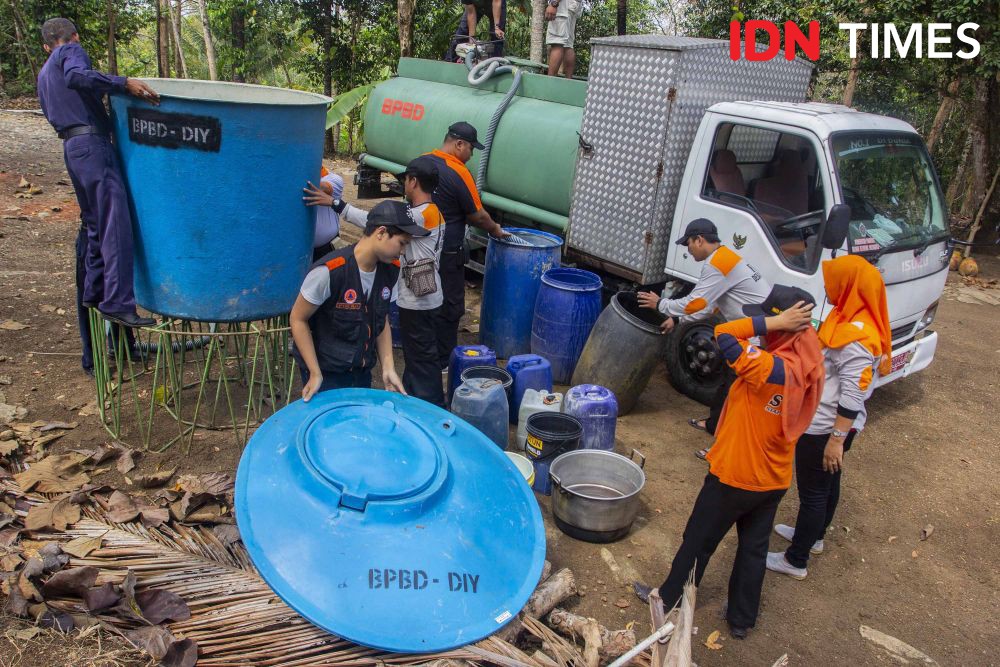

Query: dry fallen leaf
[40,421,77,432]
[17,176,29,189]
[14,453,90,493]
[0,320,29,331]
[134,468,177,489]
[0,439,19,456]
[920,524,934,541]
[704,629,723,650]
[116,448,138,474]
[62,532,107,558]
[25,495,81,531]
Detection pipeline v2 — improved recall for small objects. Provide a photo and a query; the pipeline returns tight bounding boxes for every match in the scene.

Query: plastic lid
[236,389,546,653]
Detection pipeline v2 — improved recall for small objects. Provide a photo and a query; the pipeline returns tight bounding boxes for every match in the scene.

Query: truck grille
[891,322,916,348]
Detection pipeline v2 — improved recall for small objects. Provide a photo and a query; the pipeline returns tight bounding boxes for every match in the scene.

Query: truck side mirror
[821,204,851,250]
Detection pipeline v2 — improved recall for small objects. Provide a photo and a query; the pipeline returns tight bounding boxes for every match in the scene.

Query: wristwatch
[831,429,849,439]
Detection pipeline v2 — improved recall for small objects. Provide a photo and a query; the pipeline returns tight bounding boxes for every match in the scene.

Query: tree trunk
[842,57,860,107]
[168,0,188,78]
[616,0,627,35]
[397,0,415,58]
[926,77,960,154]
[323,0,334,153]
[961,77,992,219]
[156,0,171,77]
[231,5,246,83]
[107,0,118,75]
[9,0,38,79]
[195,0,218,80]
[947,133,972,209]
[530,0,545,63]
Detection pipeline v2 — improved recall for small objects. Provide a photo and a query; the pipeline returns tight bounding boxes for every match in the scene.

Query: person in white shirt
[310,167,345,262]
[302,158,447,406]
[638,218,772,457]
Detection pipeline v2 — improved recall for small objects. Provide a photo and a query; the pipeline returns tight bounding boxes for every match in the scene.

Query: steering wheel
[774,210,824,233]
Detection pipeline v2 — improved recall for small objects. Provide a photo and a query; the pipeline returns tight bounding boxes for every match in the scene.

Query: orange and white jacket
[657,246,771,324]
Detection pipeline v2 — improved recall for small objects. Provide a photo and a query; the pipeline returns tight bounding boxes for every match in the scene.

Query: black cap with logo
[742,284,815,318]
[366,201,431,237]
[447,121,485,150]
[398,156,440,189]
[675,218,720,245]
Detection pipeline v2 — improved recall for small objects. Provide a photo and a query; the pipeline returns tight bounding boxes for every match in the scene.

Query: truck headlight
[914,301,938,333]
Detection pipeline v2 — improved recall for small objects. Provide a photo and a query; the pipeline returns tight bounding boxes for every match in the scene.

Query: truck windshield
[832,133,948,255]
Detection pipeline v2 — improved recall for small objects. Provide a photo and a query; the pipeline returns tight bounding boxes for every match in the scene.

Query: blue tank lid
[235,389,546,653]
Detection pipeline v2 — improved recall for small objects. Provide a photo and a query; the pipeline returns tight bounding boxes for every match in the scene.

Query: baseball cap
[447,121,485,150]
[366,201,431,237]
[742,284,815,317]
[399,156,440,189]
[675,218,720,245]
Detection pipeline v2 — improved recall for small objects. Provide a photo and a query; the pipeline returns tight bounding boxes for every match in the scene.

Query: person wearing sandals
[632,285,825,640]
[638,219,771,457]
[766,255,891,580]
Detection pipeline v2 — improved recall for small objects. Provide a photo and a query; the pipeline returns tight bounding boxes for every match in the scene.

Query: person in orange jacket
[633,285,825,640]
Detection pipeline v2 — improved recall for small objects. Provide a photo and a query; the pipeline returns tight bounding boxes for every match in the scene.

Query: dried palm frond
[3,482,546,666]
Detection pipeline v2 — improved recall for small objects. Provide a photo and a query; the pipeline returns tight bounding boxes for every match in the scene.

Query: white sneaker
[766,552,808,580]
[773,523,823,555]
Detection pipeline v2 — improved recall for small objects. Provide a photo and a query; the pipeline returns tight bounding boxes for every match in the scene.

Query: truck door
[668,115,833,302]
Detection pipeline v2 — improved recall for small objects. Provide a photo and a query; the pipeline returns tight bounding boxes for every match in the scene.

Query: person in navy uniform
[37,18,159,335]
[290,200,431,400]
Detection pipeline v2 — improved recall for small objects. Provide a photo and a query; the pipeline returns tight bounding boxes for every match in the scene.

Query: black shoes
[633,581,653,603]
[81,301,98,309]
[101,310,156,328]
[728,623,749,640]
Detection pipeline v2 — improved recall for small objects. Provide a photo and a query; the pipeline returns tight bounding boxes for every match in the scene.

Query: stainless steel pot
[549,449,645,543]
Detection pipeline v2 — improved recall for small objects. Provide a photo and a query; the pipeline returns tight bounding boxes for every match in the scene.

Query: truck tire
[664,315,726,407]
[355,165,384,199]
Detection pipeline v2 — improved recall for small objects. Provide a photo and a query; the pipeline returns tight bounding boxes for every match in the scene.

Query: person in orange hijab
[634,285,824,640]
[767,254,891,581]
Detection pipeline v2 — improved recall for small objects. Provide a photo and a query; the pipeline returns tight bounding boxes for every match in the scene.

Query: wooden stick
[547,608,636,659]
[664,574,696,667]
[497,567,577,643]
[649,589,667,667]
[531,650,560,667]
[964,163,1000,258]
[581,618,602,667]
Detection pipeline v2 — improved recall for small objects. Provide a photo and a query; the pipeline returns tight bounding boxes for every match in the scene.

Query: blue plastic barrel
[565,384,619,451]
[109,79,331,321]
[480,229,562,359]
[506,354,553,423]
[530,268,603,384]
[447,345,497,404]
[451,378,509,449]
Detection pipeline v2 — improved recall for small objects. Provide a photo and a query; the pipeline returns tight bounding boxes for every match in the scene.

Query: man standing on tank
[37,18,159,330]
[422,122,508,372]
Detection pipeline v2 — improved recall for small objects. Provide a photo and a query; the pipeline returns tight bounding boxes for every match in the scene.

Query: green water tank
[362,59,587,230]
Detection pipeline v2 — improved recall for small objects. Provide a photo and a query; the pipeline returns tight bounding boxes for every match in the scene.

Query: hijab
[818,255,893,375]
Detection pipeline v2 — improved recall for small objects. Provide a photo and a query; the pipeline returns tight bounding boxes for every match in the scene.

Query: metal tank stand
[87,310,295,453]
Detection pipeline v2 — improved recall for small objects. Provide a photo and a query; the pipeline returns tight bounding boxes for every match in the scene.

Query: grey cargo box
[566,35,814,284]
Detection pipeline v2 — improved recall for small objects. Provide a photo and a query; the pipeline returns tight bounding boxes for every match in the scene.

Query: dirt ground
[0,109,998,666]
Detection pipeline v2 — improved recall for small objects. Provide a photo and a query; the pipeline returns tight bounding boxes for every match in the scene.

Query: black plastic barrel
[525,413,583,460]
[460,366,513,406]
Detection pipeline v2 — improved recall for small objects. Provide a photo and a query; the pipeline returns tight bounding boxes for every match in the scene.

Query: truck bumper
[872,331,938,389]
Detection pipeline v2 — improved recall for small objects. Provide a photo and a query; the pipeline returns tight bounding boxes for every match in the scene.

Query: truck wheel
[664,316,725,407]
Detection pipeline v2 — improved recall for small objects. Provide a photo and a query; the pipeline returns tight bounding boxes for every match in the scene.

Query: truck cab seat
[750,149,809,218]
[708,149,746,197]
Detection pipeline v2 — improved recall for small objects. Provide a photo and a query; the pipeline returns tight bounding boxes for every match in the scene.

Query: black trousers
[658,473,786,629]
[705,365,736,436]
[399,306,445,407]
[785,430,856,568]
[435,250,465,369]
[295,357,372,393]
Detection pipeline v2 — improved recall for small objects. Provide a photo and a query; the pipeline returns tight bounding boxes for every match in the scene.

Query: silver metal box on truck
[566,35,813,284]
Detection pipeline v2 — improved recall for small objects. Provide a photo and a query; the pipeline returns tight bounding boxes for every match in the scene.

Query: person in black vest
[290,201,430,400]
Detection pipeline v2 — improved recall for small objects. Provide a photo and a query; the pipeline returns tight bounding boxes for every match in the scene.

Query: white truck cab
[665,102,946,395]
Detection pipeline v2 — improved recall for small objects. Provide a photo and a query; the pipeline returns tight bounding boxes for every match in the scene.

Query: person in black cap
[423,121,508,371]
[290,200,430,400]
[303,158,448,406]
[633,284,824,641]
[638,218,771,451]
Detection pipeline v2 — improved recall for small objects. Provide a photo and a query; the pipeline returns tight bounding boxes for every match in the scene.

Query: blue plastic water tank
[506,354,553,424]
[565,384,619,451]
[447,345,496,404]
[109,79,330,321]
[451,377,509,449]
[480,229,562,359]
[235,388,545,652]
[530,268,603,384]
